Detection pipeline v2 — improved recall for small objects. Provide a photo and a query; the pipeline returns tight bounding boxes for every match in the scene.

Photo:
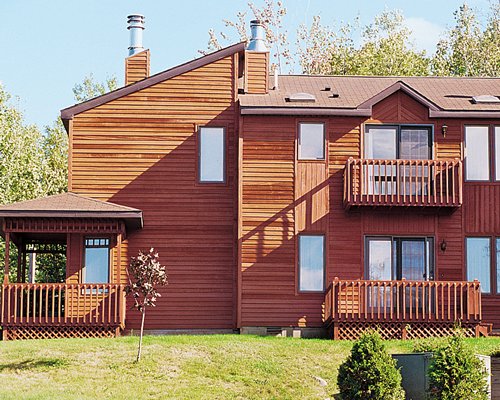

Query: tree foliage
[209,1,499,77]
[0,74,117,283]
[204,0,291,72]
[337,331,405,400]
[433,2,500,76]
[126,248,168,362]
[72,73,118,102]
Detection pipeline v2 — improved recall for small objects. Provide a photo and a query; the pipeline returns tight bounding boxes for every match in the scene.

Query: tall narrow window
[298,235,325,291]
[465,126,490,181]
[466,237,491,293]
[298,123,325,160]
[199,127,225,182]
[495,127,500,181]
[84,238,110,283]
[367,238,392,280]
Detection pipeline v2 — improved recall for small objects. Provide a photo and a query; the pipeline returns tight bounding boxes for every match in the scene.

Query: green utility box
[393,353,432,400]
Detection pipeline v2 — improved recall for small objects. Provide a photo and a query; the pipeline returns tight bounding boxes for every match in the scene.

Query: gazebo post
[21,244,27,283]
[116,232,122,284]
[16,238,22,283]
[4,232,10,284]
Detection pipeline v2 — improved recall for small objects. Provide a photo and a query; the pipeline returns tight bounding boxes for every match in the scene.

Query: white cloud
[405,17,445,55]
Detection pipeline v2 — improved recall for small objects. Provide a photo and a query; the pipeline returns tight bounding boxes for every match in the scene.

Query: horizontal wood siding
[329,119,363,281]
[244,51,268,94]
[295,162,328,233]
[240,91,500,329]
[125,50,150,85]
[71,56,237,330]
[241,116,324,327]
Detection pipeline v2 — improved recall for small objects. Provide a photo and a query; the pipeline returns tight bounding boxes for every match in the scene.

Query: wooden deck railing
[324,279,481,324]
[344,158,463,208]
[0,283,126,328]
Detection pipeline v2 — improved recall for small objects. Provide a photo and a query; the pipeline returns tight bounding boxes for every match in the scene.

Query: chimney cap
[127,14,146,56]
[247,19,268,52]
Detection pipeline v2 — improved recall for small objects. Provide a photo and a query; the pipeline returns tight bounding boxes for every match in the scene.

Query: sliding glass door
[364,125,432,196]
[366,237,434,311]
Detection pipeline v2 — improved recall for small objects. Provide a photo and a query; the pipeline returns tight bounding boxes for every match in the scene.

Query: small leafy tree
[337,330,405,400]
[126,248,168,362]
[428,333,488,400]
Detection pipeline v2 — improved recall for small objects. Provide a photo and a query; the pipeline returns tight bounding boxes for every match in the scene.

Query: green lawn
[0,334,499,400]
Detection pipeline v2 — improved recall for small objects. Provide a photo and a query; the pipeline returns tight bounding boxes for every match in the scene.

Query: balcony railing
[324,279,481,325]
[344,158,462,208]
[0,283,126,328]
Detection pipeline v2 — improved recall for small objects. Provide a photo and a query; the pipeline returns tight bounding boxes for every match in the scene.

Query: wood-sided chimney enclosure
[244,20,269,94]
[125,14,150,85]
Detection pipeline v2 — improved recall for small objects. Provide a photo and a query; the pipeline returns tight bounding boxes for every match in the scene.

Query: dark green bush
[428,334,488,400]
[337,331,405,400]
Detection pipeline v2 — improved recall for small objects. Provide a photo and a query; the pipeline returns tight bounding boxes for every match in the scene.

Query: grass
[0,334,499,400]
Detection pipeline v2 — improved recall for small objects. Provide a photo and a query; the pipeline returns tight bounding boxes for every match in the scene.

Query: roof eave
[240,107,372,116]
[0,211,143,229]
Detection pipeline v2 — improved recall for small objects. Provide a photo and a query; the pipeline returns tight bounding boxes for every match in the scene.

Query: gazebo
[0,192,142,339]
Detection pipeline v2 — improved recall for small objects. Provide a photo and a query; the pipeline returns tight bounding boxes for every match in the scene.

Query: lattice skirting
[333,321,477,340]
[2,325,121,340]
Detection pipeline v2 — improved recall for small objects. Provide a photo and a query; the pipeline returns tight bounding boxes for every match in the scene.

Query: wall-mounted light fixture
[441,124,448,138]
[440,239,447,252]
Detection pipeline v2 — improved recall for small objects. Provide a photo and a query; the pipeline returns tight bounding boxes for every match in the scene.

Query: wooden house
[0,18,499,340]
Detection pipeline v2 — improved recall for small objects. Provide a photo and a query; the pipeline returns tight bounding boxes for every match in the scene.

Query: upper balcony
[344,158,463,209]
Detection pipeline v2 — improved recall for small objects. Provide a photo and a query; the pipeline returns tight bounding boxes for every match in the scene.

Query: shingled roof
[240,75,500,118]
[0,192,143,230]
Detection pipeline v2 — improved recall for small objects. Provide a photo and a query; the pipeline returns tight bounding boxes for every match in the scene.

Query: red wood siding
[239,91,500,329]
[244,51,269,94]
[71,55,238,330]
[125,50,150,85]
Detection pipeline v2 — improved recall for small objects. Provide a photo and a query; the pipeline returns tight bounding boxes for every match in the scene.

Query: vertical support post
[21,243,26,283]
[333,324,339,340]
[16,238,22,283]
[4,232,10,284]
[116,232,122,284]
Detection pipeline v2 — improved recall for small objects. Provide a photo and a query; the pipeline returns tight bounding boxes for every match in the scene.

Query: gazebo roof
[0,192,143,230]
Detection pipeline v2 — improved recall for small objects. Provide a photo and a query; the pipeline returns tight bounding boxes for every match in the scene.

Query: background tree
[72,73,118,102]
[0,74,117,283]
[204,0,292,72]
[210,1,498,78]
[125,248,168,362]
[432,2,499,76]
[297,10,430,76]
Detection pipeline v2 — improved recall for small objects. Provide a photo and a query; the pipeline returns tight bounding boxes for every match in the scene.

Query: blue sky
[0,0,492,128]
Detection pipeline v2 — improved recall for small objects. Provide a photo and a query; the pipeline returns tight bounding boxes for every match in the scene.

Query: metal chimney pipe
[247,20,268,52]
[127,14,145,56]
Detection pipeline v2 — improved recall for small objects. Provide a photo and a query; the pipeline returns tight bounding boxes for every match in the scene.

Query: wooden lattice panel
[335,322,478,340]
[405,323,476,339]
[3,326,120,340]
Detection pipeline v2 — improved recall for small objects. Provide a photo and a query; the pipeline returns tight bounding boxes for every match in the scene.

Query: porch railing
[344,158,463,208]
[324,279,481,324]
[0,283,126,328]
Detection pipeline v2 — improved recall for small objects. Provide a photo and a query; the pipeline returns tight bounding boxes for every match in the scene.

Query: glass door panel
[364,127,397,195]
[399,127,431,196]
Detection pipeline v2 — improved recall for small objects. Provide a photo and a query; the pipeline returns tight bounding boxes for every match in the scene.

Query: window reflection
[299,235,325,291]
